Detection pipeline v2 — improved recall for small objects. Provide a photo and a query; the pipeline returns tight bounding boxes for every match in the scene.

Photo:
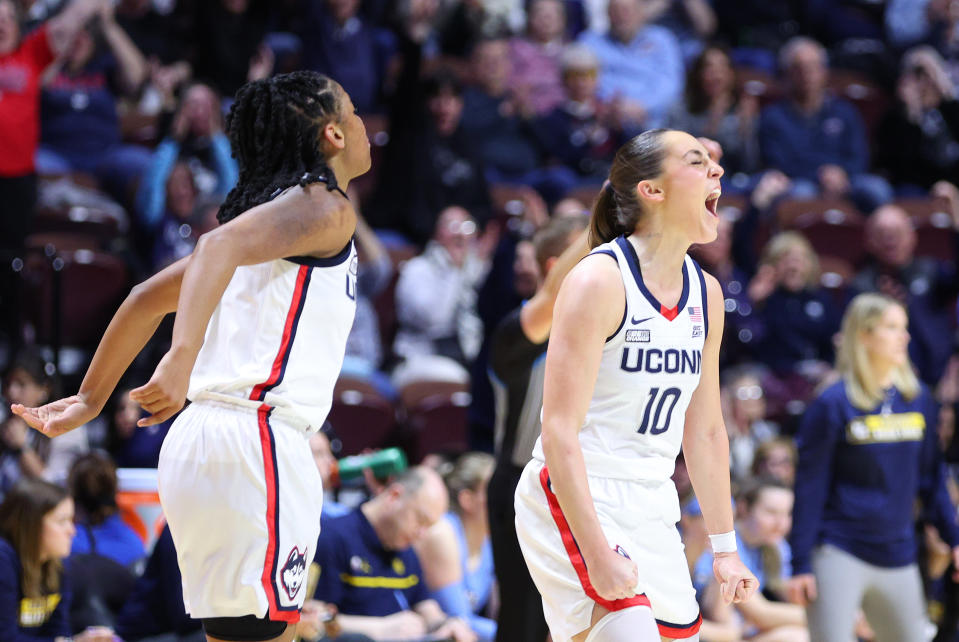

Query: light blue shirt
[578,25,684,128]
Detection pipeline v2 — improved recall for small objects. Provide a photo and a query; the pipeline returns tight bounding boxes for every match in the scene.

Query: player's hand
[587,547,639,602]
[712,551,758,604]
[73,626,115,642]
[379,610,428,638]
[785,573,818,606]
[11,395,100,437]
[130,349,192,426]
[434,616,478,642]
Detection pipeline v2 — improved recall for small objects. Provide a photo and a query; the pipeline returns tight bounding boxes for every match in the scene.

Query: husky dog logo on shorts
[281,547,308,600]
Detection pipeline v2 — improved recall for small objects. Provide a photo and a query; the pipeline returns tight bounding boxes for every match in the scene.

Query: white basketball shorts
[514,459,701,642]
[157,400,322,622]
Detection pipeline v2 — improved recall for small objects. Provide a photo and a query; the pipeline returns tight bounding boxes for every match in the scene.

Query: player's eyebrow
[683,149,706,160]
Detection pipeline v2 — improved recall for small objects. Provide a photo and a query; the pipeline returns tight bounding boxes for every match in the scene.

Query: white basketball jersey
[532,236,709,482]
[188,240,357,432]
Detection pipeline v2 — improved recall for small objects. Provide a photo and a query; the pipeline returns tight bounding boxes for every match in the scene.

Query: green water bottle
[331,448,408,486]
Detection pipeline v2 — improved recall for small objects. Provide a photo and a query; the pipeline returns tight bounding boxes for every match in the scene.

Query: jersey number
[637,387,681,435]
[346,274,356,301]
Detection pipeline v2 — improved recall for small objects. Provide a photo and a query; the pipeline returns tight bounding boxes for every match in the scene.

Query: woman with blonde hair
[748,231,839,375]
[416,452,497,641]
[786,293,959,642]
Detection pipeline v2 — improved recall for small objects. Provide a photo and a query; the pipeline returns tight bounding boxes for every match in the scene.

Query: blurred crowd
[2,0,959,640]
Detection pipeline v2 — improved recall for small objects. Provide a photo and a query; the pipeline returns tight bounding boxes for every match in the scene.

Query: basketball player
[514,129,757,642]
[12,71,371,642]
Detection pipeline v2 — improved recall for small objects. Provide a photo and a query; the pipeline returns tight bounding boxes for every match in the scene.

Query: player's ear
[322,121,346,151]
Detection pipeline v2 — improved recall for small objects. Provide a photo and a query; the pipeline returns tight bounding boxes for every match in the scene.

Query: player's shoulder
[567,250,622,290]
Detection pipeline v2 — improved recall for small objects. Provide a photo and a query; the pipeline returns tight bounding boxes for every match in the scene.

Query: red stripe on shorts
[538,466,650,613]
[257,404,299,623]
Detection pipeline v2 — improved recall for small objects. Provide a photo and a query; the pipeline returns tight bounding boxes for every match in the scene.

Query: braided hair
[217,71,345,224]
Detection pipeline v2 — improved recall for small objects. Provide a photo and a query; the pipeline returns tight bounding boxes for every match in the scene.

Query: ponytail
[588,129,668,248]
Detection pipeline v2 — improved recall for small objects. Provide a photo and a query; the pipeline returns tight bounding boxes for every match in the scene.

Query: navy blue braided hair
[217,71,344,224]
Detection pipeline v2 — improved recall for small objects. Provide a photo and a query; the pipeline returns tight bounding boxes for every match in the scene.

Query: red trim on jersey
[257,404,299,623]
[660,304,679,321]
[539,466,650,613]
[657,614,703,638]
[249,265,310,402]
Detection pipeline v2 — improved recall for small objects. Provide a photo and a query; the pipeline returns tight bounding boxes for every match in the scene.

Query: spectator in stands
[0,478,114,642]
[136,82,238,232]
[751,437,798,486]
[689,212,763,364]
[852,203,959,383]
[528,44,625,186]
[460,37,577,204]
[878,45,959,192]
[65,453,138,633]
[578,0,684,130]
[105,386,167,468]
[0,0,108,253]
[312,466,476,641]
[370,26,491,244]
[147,162,220,270]
[695,478,807,641]
[299,0,395,114]
[759,36,893,212]
[722,366,779,483]
[1,348,88,491]
[748,231,840,376]
[68,452,144,569]
[114,0,189,66]
[487,216,587,642]
[37,1,152,205]
[189,0,272,101]
[416,452,496,641]
[787,293,959,642]
[668,45,760,182]
[392,206,491,388]
[508,0,568,118]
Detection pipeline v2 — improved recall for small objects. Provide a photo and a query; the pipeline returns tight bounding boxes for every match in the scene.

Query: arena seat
[327,377,397,456]
[776,197,866,264]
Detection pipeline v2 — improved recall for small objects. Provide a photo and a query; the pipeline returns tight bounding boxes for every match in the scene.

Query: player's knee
[584,606,660,642]
[201,614,290,641]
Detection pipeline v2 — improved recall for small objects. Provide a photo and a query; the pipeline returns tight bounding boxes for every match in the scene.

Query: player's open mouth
[705,190,721,217]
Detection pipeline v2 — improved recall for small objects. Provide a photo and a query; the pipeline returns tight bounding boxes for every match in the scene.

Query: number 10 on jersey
[637,387,681,435]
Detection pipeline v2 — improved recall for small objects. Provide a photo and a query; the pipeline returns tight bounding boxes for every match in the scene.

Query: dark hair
[69,452,119,526]
[217,71,344,223]
[3,346,54,392]
[422,68,464,99]
[736,476,792,510]
[0,479,70,597]
[589,129,668,248]
[685,44,736,115]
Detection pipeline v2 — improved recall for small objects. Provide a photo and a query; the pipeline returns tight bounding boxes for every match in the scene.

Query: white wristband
[709,531,737,553]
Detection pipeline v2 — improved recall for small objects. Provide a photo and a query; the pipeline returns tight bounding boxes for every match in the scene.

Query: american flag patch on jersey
[688,306,702,323]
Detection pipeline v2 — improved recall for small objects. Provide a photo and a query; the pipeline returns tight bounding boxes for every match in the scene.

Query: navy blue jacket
[0,538,71,641]
[789,382,959,574]
[313,509,429,616]
[759,95,869,181]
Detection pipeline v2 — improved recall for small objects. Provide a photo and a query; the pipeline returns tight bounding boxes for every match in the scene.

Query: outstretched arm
[130,185,355,425]
[47,0,105,58]
[683,273,758,604]
[12,256,190,436]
